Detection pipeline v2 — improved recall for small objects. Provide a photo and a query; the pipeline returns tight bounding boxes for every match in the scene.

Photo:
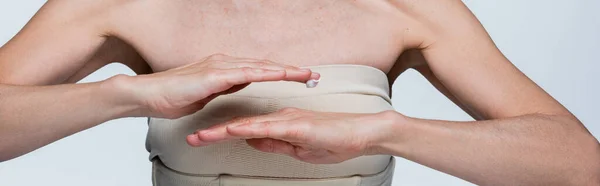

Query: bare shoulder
[36,0,120,25]
[386,0,486,42]
[0,0,150,85]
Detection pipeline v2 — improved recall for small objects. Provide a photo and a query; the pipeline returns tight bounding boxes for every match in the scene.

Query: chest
[114,0,406,72]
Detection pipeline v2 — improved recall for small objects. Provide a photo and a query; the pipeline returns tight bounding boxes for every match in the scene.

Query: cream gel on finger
[306,78,320,88]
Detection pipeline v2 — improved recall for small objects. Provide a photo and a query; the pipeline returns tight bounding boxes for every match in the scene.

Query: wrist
[367,110,414,157]
[100,74,146,117]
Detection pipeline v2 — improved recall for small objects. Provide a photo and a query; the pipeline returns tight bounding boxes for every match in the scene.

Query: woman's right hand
[114,54,320,119]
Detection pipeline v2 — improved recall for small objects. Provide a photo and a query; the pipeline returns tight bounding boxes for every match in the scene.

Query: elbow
[566,132,600,185]
[0,142,17,163]
[0,135,21,163]
[0,148,15,163]
[548,115,600,185]
[0,145,22,163]
[0,156,12,163]
[578,137,600,185]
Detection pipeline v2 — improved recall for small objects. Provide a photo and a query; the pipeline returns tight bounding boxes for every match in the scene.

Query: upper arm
[393,0,572,120]
[0,0,149,86]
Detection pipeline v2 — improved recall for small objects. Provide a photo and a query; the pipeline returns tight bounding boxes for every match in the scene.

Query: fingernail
[310,73,321,80]
[187,134,203,146]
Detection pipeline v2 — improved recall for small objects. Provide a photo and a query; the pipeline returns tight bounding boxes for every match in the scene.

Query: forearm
[0,76,138,161]
[378,113,600,185]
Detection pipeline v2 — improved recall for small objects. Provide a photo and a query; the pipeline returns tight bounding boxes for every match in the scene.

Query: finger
[209,58,297,71]
[197,107,304,134]
[202,54,301,72]
[216,60,299,70]
[226,121,309,142]
[192,111,298,143]
[196,55,321,80]
[187,54,247,69]
[189,120,300,146]
[221,67,315,85]
[187,126,239,146]
[191,122,250,144]
[308,69,321,80]
[246,138,299,157]
[221,61,319,81]
[222,61,285,70]
[186,133,209,146]
[213,59,268,66]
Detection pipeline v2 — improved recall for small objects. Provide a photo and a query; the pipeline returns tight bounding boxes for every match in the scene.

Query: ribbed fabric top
[146,64,394,179]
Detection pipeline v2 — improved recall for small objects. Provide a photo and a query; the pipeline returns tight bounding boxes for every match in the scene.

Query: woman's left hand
[186,108,402,164]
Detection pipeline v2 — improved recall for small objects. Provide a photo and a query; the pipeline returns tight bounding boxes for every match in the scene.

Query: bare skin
[0,0,598,185]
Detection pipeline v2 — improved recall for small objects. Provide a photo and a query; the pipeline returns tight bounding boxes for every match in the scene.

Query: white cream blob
[306,79,320,88]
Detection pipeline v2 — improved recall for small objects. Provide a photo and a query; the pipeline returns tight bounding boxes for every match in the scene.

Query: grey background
[0,0,598,185]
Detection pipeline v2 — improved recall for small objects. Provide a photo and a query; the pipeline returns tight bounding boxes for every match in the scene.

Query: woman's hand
[117,54,320,119]
[186,108,403,164]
